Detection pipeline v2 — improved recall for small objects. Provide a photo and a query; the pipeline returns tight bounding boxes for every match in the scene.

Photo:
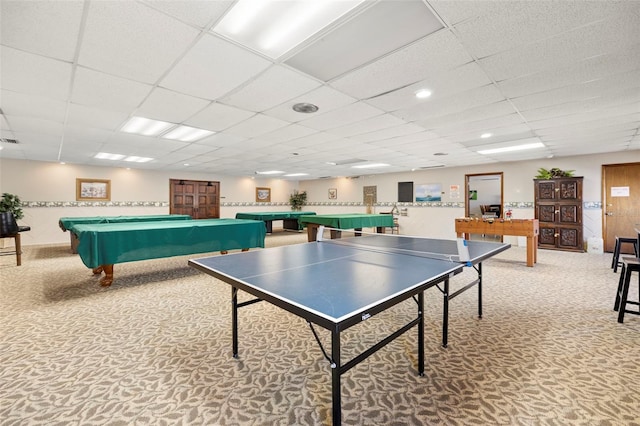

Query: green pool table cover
[234,211,316,221]
[298,213,394,229]
[59,214,192,232]
[74,218,265,268]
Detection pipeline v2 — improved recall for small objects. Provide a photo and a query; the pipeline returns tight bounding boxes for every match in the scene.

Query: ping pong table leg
[232,287,239,358]
[442,277,449,348]
[477,262,483,319]
[418,291,425,376]
[331,329,341,426]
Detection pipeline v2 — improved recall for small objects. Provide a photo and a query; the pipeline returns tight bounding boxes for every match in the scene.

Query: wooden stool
[614,257,640,323]
[612,236,639,273]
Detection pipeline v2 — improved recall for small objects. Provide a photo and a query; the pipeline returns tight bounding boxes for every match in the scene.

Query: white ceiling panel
[395,84,506,122]
[137,87,211,124]
[298,102,384,131]
[160,34,271,100]
[1,1,638,179]
[498,44,640,98]
[224,114,289,138]
[330,30,473,100]
[71,67,153,111]
[0,0,83,61]
[79,1,200,84]
[263,86,357,122]
[218,65,321,112]
[185,102,255,132]
[0,91,67,123]
[143,0,233,29]
[1,47,72,101]
[285,0,443,82]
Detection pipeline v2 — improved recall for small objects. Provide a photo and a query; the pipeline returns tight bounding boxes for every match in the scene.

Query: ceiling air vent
[0,138,19,144]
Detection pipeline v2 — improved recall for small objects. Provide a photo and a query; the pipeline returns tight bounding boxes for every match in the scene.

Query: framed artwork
[363,185,377,205]
[76,178,111,201]
[415,183,442,202]
[328,188,337,199]
[256,187,271,202]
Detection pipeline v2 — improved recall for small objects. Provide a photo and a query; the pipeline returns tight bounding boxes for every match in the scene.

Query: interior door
[603,162,640,253]
[170,179,220,219]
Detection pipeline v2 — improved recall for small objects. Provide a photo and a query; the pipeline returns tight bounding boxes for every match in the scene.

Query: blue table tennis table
[189,234,509,425]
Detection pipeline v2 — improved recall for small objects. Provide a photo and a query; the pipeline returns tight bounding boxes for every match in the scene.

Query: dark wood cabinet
[534,177,583,252]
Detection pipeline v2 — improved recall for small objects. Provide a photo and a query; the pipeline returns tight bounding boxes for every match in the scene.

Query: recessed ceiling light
[481,133,492,139]
[121,116,174,136]
[415,89,432,99]
[212,0,364,58]
[477,142,545,155]
[95,152,126,160]
[255,170,285,175]
[292,103,319,113]
[351,163,390,169]
[284,173,309,177]
[124,156,153,163]
[162,125,215,142]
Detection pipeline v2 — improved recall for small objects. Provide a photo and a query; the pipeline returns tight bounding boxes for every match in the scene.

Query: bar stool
[611,236,639,273]
[614,256,640,323]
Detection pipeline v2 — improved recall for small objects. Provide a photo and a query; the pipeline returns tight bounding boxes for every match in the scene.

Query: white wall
[1,150,639,247]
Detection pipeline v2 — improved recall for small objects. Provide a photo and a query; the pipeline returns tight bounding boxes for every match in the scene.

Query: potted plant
[0,193,24,220]
[289,190,307,211]
[535,167,575,179]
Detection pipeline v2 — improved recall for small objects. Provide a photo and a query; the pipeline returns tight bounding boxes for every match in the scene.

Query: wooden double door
[170,179,219,219]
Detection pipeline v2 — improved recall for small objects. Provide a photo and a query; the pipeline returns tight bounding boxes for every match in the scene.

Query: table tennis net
[315,226,471,263]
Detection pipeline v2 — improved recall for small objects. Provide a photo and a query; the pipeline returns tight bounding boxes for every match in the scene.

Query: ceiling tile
[285,0,443,81]
[298,102,383,131]
[225,114,290,138]
[71,67,153,110]
[142,0,233,29]
[160,34,271,100]
[137,87,211,123]
[219,65,321,112]
[79,1,200,84]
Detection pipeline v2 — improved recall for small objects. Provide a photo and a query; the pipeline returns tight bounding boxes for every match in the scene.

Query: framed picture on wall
[415,183,442,202]
[328,188,337,199]
[76,178,111,201]
[256,187,271,202]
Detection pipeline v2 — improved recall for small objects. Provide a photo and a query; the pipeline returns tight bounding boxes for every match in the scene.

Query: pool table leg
[99,265,114,286]
[92,265,114,286]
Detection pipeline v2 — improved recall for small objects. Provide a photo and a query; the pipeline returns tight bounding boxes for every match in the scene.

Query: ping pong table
[189,234,509,425]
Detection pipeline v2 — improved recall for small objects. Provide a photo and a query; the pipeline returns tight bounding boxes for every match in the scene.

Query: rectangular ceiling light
[124,156,153,163]
[94,152,126,160]
[213,0,364,59]
[162,125,215,142]
[284,173,309,177]
[121,116,174,136]
[255,170,285,175]
[477,142,546,155]
[352,163,390,169]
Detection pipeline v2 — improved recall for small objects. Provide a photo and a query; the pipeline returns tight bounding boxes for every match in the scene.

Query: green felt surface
[235,211,316,221]
[298,213,394,229]
[59,214,192,232]
[74,219,265,268]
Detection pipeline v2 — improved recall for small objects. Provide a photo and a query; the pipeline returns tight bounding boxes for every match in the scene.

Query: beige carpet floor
[1,231,640,425]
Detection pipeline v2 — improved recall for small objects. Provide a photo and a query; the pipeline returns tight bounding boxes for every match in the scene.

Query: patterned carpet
[1,232,640,426]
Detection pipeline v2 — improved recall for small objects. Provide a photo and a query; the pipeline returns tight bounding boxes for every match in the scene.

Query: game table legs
[92,264,114,287]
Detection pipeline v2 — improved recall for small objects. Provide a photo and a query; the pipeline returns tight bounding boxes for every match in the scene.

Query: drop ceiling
[1,0,639,180]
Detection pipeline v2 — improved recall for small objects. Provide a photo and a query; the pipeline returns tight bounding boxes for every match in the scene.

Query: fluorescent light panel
[95,152,126,160]
[255,170,285,175]
[352,163,390,169]
[162,125,214,142]
[213,0,364,58]
[124,156,153,163]
[121,117,173,136]
[284,173,309,177]
[477,142,545,155]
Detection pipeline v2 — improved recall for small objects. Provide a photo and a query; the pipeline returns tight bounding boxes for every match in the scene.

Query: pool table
[298,213,395,242]
[74,218,265,286]
[59,214,192,253]
[235,211,316,233]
